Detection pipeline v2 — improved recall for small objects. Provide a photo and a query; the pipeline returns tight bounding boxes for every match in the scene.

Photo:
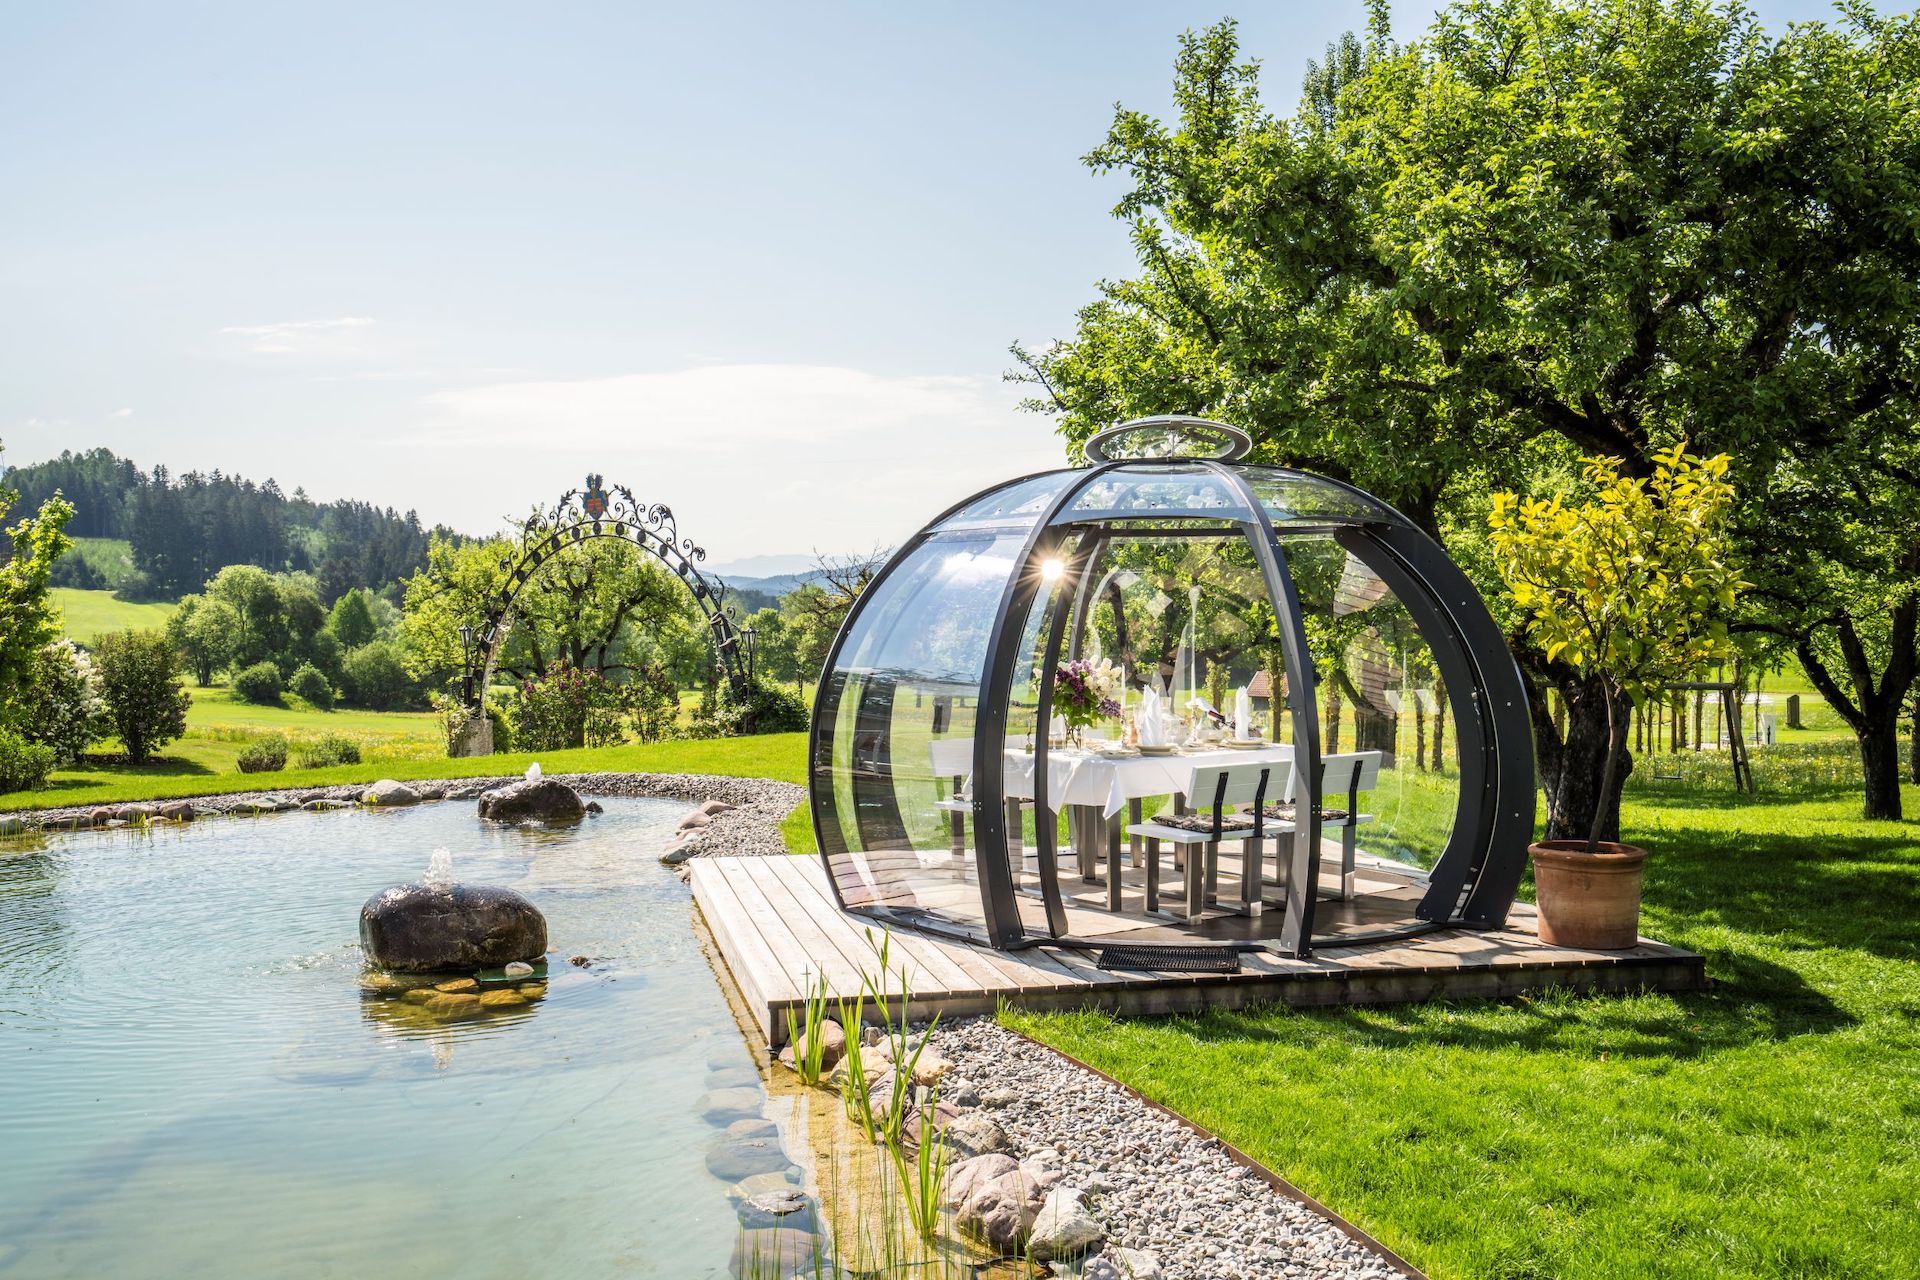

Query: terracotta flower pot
[1528,839,1647,950]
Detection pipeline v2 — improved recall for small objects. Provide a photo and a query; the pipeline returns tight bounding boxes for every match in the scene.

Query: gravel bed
[2,771,806,860]
[931,1017,1412,1280]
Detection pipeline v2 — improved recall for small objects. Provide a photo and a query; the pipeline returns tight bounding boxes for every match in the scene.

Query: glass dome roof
[810,420,1536,956]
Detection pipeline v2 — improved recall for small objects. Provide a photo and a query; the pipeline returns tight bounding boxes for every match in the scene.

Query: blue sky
[0,1,1842,566]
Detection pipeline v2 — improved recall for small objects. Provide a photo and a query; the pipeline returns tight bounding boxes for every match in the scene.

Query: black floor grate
[1096,944,1242,974]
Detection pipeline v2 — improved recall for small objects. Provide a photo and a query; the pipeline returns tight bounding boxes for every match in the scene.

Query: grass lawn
[1006,773,1920,1279]
[52,586,174,645]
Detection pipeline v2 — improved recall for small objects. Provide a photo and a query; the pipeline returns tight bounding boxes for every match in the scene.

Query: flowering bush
[1050,657,1122,732]
[20,640,110,766]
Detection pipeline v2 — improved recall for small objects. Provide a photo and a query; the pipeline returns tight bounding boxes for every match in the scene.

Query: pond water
[0,799,775,1280]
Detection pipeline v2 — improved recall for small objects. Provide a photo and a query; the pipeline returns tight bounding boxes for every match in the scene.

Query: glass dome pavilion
[806,418,1535,956]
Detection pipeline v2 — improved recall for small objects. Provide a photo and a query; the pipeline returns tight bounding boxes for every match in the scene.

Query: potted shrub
[1489,444,1743,948]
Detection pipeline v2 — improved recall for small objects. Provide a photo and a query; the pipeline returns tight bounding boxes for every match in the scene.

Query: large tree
[1014,0,1920,828]
[0,445,76,726]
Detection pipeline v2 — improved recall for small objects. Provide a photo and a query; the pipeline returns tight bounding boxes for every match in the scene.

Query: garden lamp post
[458,623,475,707]
[742,624,757,683]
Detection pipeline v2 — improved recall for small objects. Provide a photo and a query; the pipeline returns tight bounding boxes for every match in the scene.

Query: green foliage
[167,595,243,686]
[232,660,285,706]
[91,629,191,763]
[1015,0,1920,822]
[235,733,289,773]
[340,640,414,710]
[294,734,360,768]
[0,728,57,794]
[695,677,810,737]
[18,640,111,766]
[288,663,335,711]
[1490,448,1742,704]
[0,465,75,727]
[325,587,379,650]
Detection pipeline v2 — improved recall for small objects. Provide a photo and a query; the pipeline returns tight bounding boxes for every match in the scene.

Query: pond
[0,798,777,1279]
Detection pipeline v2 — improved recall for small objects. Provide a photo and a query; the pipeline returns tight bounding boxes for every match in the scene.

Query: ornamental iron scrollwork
[460,476,751,713]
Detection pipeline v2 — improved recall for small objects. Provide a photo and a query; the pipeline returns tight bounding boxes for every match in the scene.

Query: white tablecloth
[976,743,1295,819]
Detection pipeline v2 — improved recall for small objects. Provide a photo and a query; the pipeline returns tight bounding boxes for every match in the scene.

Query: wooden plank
[711,857,873,995]
[740,857,951,998]
[687,862,783,1042]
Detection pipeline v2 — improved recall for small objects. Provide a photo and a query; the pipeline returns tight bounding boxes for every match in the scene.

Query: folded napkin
[1138,688,1166,747]
[1234,686,1252,740]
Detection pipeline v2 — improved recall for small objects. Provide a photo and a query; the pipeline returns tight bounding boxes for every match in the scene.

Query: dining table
[967,740,1296,912]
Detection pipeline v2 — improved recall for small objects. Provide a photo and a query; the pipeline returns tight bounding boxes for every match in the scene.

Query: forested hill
[4,447,456,602]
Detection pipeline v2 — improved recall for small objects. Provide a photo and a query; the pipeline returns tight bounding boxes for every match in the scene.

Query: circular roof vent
[1083,415,1252,464]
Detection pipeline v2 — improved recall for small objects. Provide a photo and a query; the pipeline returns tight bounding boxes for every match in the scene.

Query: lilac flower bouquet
[1049,657,1123,742]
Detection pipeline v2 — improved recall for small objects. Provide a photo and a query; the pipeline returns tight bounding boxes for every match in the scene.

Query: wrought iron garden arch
[448,475,752,755]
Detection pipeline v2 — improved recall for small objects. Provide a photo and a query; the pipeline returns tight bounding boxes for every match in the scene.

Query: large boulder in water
[359,882,547,973]
[477,777,587,825]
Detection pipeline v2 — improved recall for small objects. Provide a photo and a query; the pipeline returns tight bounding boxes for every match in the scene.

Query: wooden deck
[689,855,1707,1047]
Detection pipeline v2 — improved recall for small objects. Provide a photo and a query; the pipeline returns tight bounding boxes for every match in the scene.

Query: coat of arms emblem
[582,474,609,519]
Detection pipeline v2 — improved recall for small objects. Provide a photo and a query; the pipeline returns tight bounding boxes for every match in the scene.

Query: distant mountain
[702,553,822,579]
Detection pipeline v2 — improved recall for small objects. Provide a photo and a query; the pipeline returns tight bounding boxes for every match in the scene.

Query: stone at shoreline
[729,1227,822,1278]
[902,1099,963,1152]
[584,800,604,815]
[115,804,155,822]
[156,801,195,822]
[979,1085,1020,1109]
[361,780,421,808]
[704,1135,791,1180]
[706,1065,760,1090]
[358,882,547,973]
[695,1087,763,1125]
[777,1018,847,1073]
[942,1112,1014,1160]
[725,1117,778,1142]
[88,807,115,828]
[477,777,586,824]
[726,1171,802,1208]
[698,799,736,816]
[658,842,699,867]
[945,1153,1018,1210]
[477,989,527,1008]
[677,809,712,830]
[1087,1248,1165,1280]
[302,798,351,811]
[736,1189,817,1232]
[957,1161,1051,1251]
[1027,1186,1105,1262]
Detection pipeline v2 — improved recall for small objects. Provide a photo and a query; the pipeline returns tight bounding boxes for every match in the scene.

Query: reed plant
[783,969,833,1086]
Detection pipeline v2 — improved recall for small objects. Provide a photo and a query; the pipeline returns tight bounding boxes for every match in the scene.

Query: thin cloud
[219,316,375,354]
[109,407,134,418]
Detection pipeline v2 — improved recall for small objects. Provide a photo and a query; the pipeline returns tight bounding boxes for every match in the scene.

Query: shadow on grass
[35,758,218,795]
[1644,831,1920,965]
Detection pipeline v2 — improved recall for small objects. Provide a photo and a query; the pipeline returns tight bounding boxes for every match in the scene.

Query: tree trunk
[1413,700,1428,772]
[1910,694,1919,786]
[1431,675,1448,772]
[1526,666,1634,843]
[1324,679,1343,755]
[1795,619,1914,822]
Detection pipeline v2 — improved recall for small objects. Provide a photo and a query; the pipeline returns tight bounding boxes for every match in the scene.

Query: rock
[729,1228,822,1277]
[726,1171,802,1208]
[706,1065,760,1090]
[957,1163,1050,1252]
[699,799,736,816]
[737,1189,816,1232]
[658,843,699,867]
[584,800,604,815]
[695,1087,763,1125]
[1028,1186,1105,1262]
[943,1076,982,1107]
[516,982,546,998]
[359,970,434,994]
[1088,1248,1163,1280]
[361,780,421,807]
[433,977,478,993]
[979,1085,1020,1109]
[910,1050,952,1086]
[88,807,115,828]
[477,777,586,824]
[302,798,350,811]
[902,1100,963,1152]
[945,1154,1018,1210]
[705,1135,791,1180]
[568,955,592,967]
[776,1019,847,1073]
[422,991,483,1017]
[115,804,155,822]
[156,801,195,822]
[477,989,527,1008]
[725,1117,779,1142]
[677,810,712,830]
[941,1112,1014,1160]
[502,960,533,977]
[0,815,30,836]
[400,988,437,1004]
[358,882,547,973]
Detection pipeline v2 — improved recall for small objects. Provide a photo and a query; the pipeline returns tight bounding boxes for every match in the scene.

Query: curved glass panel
[934,472,1079,531]
[1057,463,1253,523]
[1240,468,1392,524]
[1278,532,1460,938]
[815,529,1027,932]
